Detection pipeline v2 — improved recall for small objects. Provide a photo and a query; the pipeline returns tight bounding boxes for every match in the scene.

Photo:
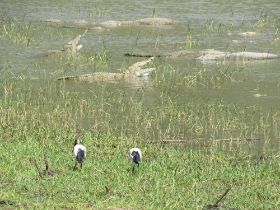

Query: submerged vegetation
[0,2,280,208]
[0,71,279,143]
[1,18,34,47]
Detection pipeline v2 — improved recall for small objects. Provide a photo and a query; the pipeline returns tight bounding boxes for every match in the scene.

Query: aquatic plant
[255,12,280,28]
[1,18,34,46]
[185,33,200,49]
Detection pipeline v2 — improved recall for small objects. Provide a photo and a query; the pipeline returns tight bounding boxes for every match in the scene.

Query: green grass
[1,131,280,209]
[0,76,279,209]
[1,18,34,47]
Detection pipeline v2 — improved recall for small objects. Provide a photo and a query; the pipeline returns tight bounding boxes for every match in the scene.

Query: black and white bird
[73,139,86,169]
[128,148,142,171]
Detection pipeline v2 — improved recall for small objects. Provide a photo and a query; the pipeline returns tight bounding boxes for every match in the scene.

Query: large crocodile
[124,49,279,61]
[44,17,177,29]
[57,57,155,82]
[197,49,279,61]
[37,32,86,57]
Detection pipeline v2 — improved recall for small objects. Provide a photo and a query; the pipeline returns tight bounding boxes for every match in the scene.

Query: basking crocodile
[124,49,279,61]
[197,49,279,61]
[134,17,176,25]
[37,32,86,57]
[57,57,155,82]
[124,50,195,58]
[99,17,176,28]
[44,17,177,29]
[57,72,126,82]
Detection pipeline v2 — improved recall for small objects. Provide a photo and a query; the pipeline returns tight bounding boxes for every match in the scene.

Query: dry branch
[205,188,231,209]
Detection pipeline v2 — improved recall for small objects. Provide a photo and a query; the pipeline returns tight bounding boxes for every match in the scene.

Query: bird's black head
[73,139,81,147]
[132,151,141,165]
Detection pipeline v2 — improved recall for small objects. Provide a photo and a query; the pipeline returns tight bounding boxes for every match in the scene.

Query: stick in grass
[29,158,43,178]
[212,188,231,208]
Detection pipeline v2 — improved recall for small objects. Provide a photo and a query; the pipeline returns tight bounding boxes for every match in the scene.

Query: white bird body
[73,144,86,158]
[128,148,142,165]
[73,139,86,169]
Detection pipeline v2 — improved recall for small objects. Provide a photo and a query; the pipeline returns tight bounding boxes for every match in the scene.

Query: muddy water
[1,0,280,22]
[0,1,280,152]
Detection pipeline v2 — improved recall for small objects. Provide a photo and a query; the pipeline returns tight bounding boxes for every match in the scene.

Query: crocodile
[57,57,155,82]
[197,49,279,61]
[37,32,86,57]
[124,50,194,58]
[134,17,176,25]
[124,49,279,61]
[57,72,126,81]
[44,17,177,29]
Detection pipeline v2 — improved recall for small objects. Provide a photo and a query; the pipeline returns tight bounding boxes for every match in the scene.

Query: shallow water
[1,1,280,153]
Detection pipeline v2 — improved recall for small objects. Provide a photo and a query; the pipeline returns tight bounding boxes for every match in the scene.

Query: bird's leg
[80,162,83,169]
[132,165,135,174]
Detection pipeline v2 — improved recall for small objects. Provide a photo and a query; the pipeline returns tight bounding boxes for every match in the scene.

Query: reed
[1,18,34,46]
